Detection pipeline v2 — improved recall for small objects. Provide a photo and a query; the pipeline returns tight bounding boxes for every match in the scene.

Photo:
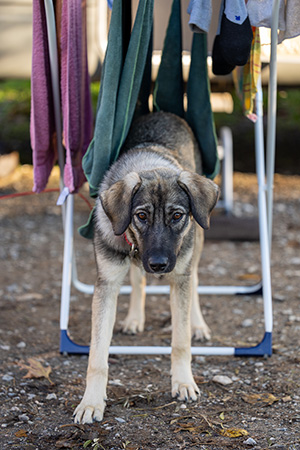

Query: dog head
[100,169,219,274]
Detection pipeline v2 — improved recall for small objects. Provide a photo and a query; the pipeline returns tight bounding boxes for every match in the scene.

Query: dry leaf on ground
[18,358,53,384]
[15,429,28,438]
[219,427,248,438]
[242,392,278,406]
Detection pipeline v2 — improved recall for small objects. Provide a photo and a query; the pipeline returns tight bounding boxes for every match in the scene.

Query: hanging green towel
[79,0,154,238]
[82,0,154,199]
[153,0,184,118]
[154,0,219,179]
[186,33,219,179]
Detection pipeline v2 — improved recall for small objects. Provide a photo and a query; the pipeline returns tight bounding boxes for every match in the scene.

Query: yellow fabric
[233,27,261,122]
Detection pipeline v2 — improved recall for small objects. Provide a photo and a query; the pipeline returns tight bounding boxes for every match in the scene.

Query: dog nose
[148,256,169,273]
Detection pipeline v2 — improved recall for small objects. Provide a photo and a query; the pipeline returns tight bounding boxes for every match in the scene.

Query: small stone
[243,437,257,446]
[18,414,29,422]
[274,294,286,302]
[291,257,300,265]
[115,417,126,423]
[10,406,20,412]
[0,345,10,351]
[109,379,123,386]
[242,319,253,328]
[46,393,57,400]
[180,404,187,409]
[212,375,233,386]
[17,341,26,349]
[2,374,14,382]
[195,356,206,363]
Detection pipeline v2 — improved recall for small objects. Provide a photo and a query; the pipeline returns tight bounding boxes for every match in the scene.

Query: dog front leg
[190,226,211,341]
[170,274,200,402]
[74,261,129,424]
[123,263,146,334]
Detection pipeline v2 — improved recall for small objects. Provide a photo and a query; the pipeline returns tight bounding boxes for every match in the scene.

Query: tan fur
[74,112,219,424]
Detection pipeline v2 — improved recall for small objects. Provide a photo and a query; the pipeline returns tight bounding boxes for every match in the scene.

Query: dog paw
[73,400,105,424]
[191,322,211,341]
[172,380,200,402]
[122,315,144,334]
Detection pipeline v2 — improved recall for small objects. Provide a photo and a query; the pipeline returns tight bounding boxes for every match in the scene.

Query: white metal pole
[70,281,262,296]
[266,0,280,253]
[60,194,74,330]
[108,346,235,356]
[255,77,273,334]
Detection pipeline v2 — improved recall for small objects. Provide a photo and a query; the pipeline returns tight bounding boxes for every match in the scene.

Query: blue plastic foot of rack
[234,332,272,357]
[60,329,89,354]
[60,329,272,357]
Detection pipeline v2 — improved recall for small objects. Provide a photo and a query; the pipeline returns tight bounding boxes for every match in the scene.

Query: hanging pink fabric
[30,0,57,193]
[30,0,93,193]
[60,0,93,192]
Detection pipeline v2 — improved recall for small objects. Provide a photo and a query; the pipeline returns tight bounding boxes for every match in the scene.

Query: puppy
[74,112,220,424]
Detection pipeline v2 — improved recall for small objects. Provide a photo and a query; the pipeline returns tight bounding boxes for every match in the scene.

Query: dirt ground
[1,166,300,450]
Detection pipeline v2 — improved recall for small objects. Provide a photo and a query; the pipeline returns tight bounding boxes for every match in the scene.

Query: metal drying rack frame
[43,0,281,357]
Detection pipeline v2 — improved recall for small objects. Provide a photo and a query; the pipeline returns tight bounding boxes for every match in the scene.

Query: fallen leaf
[238,273,261,281]
[15,429,27,438]
[219,412,225,420]
[18,358,53,384]
[242,392,278,406]
[174,422,198,433]
[282,395,292,403]
[219,427,248,438]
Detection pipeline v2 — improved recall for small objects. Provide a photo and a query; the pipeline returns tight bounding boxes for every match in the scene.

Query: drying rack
[43,0,280,357]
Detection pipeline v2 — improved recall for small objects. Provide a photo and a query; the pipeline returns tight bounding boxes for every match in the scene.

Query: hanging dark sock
[212,34,235,76]
[219,13,253,67]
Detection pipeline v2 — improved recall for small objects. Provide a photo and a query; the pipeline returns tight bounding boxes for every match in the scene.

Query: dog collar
[123,232,138,256]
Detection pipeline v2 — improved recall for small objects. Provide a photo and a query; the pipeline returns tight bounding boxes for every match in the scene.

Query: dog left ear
[100,172,142,235]
[178,171,220,229]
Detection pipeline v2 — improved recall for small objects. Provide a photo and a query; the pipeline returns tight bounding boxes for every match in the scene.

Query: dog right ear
[100,172,142,235]
[178,171,220,230]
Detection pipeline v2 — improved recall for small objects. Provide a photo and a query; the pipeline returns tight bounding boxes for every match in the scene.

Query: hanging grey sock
[219,0,253,67]
[187,0,212,34]
[224,0,247,25]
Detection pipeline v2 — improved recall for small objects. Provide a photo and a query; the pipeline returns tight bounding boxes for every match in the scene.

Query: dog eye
[137,212,147,222]
[172,212,183,221]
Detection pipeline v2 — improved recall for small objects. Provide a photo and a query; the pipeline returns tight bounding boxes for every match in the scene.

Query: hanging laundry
[60,0,93,193]
[247,0,286,30]
[278,0,300,43]
[233,27,261,122]
[218,0,253,67]
[30,0,57,193]
[153,0,219,179]
[187,0,212,34]
[212,0,253,75]
[107,0,113,9]
[30,0,93,194]
[224,0,248,25]
[247,0,300,44]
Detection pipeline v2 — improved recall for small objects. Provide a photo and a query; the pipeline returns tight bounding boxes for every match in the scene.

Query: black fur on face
[129,170,192,274]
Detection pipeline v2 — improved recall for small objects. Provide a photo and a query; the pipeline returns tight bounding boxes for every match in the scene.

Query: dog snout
[148,255,169,273]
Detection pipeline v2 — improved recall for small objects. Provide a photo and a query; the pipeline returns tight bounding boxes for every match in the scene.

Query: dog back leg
[170,272,200,402]
[123,263,146,334]
[74,258,130,424]
[190,227,211,341]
